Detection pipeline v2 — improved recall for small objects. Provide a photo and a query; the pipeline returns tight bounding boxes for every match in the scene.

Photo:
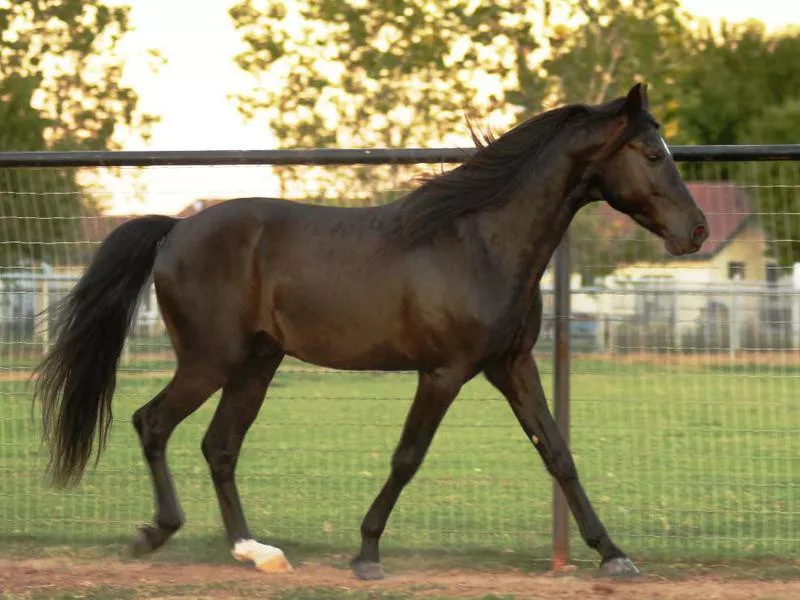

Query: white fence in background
[3,271,798,357]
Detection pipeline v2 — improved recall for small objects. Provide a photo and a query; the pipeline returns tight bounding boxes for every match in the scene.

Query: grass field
[1,349,799,569]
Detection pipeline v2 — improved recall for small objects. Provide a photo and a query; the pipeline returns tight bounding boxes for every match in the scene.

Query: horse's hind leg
[131,365,225,555]
[202,340,288,572]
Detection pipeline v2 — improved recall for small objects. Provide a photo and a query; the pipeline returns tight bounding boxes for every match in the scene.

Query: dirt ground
[2,557,800,600]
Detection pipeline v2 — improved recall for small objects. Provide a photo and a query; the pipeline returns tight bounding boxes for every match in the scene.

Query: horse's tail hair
[33,215,178,487]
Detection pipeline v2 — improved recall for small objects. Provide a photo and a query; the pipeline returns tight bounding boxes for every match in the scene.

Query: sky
[100,0,800,215]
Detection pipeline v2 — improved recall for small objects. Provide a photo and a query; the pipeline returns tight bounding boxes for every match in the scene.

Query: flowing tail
[33,215,178,487]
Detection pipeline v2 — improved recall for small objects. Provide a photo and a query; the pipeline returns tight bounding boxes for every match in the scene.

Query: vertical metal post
[552,231,571,570]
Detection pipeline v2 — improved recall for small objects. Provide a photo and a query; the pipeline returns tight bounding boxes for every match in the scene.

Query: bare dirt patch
[2,557,799,599]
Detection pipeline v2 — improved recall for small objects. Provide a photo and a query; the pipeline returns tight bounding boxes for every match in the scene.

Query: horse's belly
[257,250,490,370]
[260,290,410,369]
[278,320,419,371]
[262,286,465,371]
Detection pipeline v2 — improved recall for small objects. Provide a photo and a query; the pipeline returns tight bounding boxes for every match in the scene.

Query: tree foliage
[231,0,544,149]
[230,0,553,198]
[231,0,694,147]
[672,23,800,267]
[232,1,800,270]
[742,98,800,268]
[0,0,155,266]
[232,0,695,270]
[542,0,692,127]
[674,22,800,145]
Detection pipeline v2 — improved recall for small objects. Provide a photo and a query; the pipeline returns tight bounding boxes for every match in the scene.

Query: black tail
[33,215,178,487]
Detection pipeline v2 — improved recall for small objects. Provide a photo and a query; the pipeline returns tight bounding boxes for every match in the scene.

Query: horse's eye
[645,152,664,164]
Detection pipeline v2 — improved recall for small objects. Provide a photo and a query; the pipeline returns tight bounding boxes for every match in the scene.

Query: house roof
[597,181,754,260]
[80,197,227,244]
[176,198,227,218]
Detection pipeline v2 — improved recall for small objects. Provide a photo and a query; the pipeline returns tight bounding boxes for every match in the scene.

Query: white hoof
[232,539,293,573]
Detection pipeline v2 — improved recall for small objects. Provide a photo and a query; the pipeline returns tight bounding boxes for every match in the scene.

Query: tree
[742,98,800,268]
[231,0,546,148]
[674,22,800,145]
[230,0,553,200]
[232,0,694,273]
[672,24,800,267]
[540,0,693,130]
[0,1,156,267]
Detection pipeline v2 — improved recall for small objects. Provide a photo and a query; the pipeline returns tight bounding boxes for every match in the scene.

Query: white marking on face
[660,137,672,157]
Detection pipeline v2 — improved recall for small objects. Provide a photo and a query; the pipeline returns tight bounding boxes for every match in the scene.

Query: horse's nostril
[692,224,707,245]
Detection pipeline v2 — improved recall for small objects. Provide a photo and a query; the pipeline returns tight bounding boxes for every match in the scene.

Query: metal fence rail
[1,145,799,567]
[1,144,800,167]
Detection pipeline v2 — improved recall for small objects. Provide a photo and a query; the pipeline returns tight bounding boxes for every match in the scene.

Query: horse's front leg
[484,352,639,578]
[351,368,463,580]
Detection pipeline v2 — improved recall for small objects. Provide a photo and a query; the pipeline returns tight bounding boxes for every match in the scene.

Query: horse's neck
[472,147,591,295]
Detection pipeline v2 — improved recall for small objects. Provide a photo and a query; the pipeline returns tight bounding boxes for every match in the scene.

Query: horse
[33,83,708,580]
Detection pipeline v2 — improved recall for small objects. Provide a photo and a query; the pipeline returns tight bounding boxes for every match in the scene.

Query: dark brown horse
[34,83,708,579]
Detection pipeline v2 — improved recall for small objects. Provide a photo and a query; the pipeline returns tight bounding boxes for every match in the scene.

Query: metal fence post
[552,230,571,569]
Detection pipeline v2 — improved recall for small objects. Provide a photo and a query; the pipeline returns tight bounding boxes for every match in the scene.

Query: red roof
[598,181,754,259]
[80,198,227,244]
[176,198,226,218]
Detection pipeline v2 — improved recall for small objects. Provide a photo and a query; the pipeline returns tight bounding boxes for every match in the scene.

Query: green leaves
[0,1,152,266]
[230,0,697,158]
[230,0,800,269]
[673,23,800,145]
[543,0,692,128]
[671,25,800,267]
[230,0,531,151]
[0,0,154,152]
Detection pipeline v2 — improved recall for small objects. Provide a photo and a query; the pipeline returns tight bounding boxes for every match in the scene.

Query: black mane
[397,97,628,246]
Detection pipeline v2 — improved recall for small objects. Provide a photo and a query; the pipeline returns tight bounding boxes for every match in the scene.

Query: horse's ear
[624,83,649,117]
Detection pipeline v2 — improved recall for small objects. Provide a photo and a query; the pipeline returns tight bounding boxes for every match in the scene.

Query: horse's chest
[484,289,543,355]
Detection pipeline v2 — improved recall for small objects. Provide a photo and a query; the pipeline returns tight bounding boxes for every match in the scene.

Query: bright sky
[101,0,800,215]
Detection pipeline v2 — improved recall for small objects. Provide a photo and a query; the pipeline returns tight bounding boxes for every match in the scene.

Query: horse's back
[150,196,504,371]
[152,197,431,369]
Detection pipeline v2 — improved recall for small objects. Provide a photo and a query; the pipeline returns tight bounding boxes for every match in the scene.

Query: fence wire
[0,157,798,562]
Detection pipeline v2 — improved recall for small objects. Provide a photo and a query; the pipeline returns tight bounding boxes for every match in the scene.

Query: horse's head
[588,83,709,256]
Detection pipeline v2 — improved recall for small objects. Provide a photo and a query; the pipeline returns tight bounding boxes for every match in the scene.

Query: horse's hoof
[352,560,384,580]
[600,557,640,578]
[254,553,293,573]
[130,526,159,557]
[232,539,293,573]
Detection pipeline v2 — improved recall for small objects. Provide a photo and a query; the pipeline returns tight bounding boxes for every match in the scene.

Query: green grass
[1,352,798,566]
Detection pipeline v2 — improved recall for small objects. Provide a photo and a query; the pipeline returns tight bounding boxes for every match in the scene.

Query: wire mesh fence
[0,152,798,563]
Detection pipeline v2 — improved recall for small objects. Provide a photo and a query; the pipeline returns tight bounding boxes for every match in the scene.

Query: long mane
[396,97,628,246]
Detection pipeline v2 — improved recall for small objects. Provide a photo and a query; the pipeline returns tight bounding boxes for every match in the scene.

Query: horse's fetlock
[157,515,183,534]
